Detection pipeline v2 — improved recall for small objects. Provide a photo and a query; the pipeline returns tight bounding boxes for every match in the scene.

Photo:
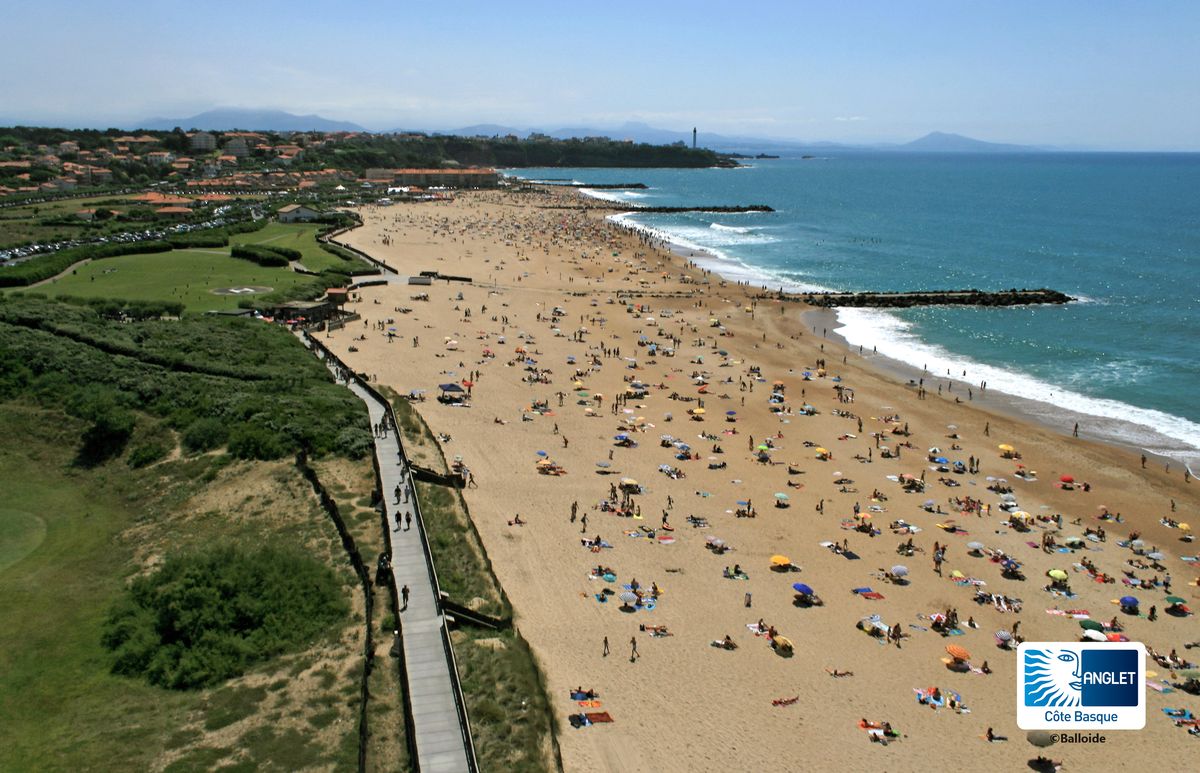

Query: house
[276,203,322,223]
[146,151,175,165]
[189,131,217,152]
[155,206,192,218]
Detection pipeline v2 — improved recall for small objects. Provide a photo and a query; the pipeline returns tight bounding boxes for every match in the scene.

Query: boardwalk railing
[303,332,478,773]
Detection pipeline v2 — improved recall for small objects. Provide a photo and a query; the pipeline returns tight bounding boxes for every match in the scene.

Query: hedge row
[230,244,292,267]
[0,240,174,287]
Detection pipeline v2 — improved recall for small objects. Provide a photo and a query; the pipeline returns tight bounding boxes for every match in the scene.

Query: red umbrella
[1060,475,1074,483]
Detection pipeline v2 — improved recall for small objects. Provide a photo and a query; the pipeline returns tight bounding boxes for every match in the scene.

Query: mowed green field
[230,222,349,273]
[31,223,351,311]
[36,248,308,311]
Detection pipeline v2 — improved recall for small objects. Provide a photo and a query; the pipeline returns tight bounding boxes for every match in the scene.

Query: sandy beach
[328,187,1198,771]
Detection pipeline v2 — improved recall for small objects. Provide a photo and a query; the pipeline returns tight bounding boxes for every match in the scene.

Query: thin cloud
[834,116,867,122]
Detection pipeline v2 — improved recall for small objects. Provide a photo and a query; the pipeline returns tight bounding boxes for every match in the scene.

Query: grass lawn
[0,403,372,772]
[0,407,194,771]
[231,222,350,273]
[34,248,311,311]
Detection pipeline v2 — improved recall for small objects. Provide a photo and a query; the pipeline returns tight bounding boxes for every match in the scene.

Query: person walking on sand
[603,636,609,657]
[630,636,639,662]
[580,513,588,533]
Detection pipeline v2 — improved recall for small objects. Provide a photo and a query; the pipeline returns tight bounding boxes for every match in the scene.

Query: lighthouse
[692,127,697,149]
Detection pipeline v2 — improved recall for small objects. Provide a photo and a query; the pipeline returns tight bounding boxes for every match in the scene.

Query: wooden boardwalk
[307,335,475,773]
[352,381,475,773]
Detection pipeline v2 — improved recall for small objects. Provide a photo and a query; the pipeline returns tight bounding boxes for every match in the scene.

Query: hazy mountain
[138,108,366,133]
[898,131,1040,153]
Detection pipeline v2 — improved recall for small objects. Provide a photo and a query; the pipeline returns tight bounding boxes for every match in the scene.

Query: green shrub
[182,417,229,453]
[102,544,347,689]
[127,442,169,468]
[227,424,287,460]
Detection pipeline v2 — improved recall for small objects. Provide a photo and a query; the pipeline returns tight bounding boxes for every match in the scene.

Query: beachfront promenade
[304,333,475,773]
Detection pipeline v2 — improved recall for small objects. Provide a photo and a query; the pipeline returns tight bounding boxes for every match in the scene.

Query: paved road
[309,340,475,773]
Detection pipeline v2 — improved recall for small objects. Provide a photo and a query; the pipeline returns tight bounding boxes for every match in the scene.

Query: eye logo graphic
[1023,648,1082,707]
[1017,642,1145,730]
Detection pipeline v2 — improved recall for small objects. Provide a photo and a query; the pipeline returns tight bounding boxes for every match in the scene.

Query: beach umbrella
[1119,595,1139,607]
[792,583,814,595]
[536,450,548,457]
[771,555,791,566]
[946,424,957,430]
[757,444,771,451]
[933,457,949,464]
[995,630,1012,642]
[536,459,553,466]
[1027,730,1056,749]
[1131,539,1145,548]
[946,645,970,661]
[774,492,790,501]
[620,478,638,487]
[967,541,984,551]
[1180,523,1191,531]
[736,500,750,506]
[1106,633,1128,642]
[998,444,1015,452]
[1165,596,1187,605]
[1047,569,1068,581]
[595,461,611,468]
[1147,551,1164,560]
[726,410,737,416]
[1082,630,1108,642]
[1060,474,1074,483]
[928,447,941,454]
[693,408,706,415]
[1079,619,1104,631]
[619,592,638,605]
[890,565,909,577]
[439,382,465,393]
[815,447,829,455]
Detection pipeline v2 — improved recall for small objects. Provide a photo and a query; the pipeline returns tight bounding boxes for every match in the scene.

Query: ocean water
[506,155,1200,470]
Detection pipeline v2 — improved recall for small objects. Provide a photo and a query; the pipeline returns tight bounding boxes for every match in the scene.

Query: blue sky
[3,0,1198,149]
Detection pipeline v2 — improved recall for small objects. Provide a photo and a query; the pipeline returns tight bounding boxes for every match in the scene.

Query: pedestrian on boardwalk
[405,512,412,531]
[394,484,402,504]
[401,584,410,611]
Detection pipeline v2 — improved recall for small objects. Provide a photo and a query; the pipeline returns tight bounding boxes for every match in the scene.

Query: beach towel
[860,592,885,600]
[1148,681,1174,694]
[909,624,929,632]
[857,720,883,729]
[577,700,602,708]
[852,587,873,595]
[945,628,965,636]
[585,712,614,723]
[1162,708,1193,720]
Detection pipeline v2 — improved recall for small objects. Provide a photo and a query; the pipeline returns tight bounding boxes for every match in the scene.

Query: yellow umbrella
[1180,523,1191,531]
[620,478,638,487]
[536,459,553,466]
[573,380,584,387]
[1047,569,1068,581]
[815,447,829,455]
[1012,511,1031,520]
[771,555,791,566]
[692,408,706,415]
[998,444,1015,452]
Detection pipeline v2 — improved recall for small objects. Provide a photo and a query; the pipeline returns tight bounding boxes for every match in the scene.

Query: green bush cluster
[0,240,173,287]
[0,297,372,461]
[230,245,292,267]
[166,230,229,248]
[101,544,348,689]
[52,294,185,320]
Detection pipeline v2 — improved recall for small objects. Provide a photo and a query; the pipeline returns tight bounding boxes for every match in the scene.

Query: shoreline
[583,189,1198,474]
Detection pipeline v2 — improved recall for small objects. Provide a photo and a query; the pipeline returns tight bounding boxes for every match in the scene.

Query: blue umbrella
[933,457,949,464]
[1120,596,1139,607]
[737,500,749,506]
[793,583,814,595]
[536,450,548,457]
[439,383,465,393]
[596,461,612,468]
[726,410,737,415]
